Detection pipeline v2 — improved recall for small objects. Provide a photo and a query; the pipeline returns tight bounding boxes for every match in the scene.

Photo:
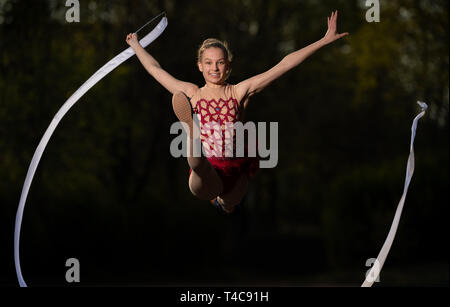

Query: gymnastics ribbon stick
[14,13,168,287]
[362,101,428,287]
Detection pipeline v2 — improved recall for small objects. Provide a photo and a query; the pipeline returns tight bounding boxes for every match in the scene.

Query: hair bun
[197,38,233,63]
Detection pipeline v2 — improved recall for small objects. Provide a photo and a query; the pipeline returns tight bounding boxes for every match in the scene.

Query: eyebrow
[203,58,226,61]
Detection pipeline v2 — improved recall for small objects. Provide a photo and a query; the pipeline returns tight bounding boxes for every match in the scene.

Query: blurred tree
[0,0,447,285]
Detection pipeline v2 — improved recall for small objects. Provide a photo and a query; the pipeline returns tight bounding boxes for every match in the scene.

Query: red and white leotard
[189,84,259,194]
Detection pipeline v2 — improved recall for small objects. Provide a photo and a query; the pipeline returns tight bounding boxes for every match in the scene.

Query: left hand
[323,10,349,44]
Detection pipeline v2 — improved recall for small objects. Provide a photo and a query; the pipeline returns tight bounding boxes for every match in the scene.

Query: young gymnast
[126,10,348,215]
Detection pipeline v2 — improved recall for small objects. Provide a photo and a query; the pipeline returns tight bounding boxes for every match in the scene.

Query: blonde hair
[197,38,233,63]
[197,38,233,80]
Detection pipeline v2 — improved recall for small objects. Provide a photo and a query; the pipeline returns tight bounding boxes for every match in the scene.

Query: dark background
[0,0,448,286]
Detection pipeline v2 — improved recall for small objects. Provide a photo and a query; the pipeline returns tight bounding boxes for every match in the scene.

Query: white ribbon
[14,14,168,287]
[362,101,428,287]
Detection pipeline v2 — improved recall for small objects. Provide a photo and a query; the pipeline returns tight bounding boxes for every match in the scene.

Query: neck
[205,82,226,89]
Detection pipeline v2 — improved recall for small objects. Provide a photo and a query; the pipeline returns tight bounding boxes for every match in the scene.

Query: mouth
[209,73,220,78]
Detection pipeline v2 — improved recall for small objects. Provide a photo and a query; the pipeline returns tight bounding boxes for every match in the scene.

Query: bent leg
[189,160,223,200]
[172,92,223,200]
[217,173,249,211]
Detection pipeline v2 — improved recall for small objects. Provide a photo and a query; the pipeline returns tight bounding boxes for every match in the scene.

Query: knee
[188,178,220,201]
[187,156,207,173]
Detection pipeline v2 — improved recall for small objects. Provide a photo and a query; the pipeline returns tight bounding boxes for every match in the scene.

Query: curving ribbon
[362,101,428,287]
[14,13,168,287]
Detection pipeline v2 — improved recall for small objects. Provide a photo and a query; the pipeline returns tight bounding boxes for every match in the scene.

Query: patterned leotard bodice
[191,84,243,158]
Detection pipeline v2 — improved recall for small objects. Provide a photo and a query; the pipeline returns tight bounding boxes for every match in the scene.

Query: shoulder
[227,83,249,107]
[185,84,199,99]
[188,85,202,109]
[225,83,240,101]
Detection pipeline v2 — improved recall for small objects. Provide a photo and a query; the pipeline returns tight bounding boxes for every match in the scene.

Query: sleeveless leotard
[188,84,259,194]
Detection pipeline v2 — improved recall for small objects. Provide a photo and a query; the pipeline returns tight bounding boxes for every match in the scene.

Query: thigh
[218,173,249,207]
[189,163,224,200]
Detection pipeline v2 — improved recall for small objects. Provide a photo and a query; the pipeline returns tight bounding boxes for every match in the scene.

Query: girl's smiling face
[197,47,230,87]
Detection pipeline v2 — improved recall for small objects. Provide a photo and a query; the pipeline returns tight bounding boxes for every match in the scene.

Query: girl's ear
[197,61,203,72]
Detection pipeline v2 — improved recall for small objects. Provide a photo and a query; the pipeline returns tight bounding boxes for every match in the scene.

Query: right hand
[126,33,139,48]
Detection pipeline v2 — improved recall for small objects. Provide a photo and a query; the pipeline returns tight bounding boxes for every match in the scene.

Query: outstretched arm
[126,33,198,97]
[235,10,349,101]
